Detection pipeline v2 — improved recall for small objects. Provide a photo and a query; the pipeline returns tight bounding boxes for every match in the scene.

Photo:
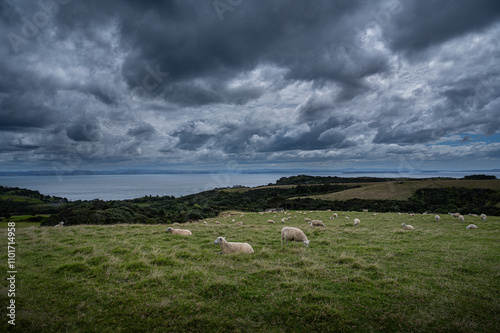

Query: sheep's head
[166,227,172,233]
[303,240,310,247]
[401,223,406,227]
[214,236,226,244]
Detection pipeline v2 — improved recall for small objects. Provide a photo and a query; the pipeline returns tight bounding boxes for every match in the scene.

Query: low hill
[305,179,500,201]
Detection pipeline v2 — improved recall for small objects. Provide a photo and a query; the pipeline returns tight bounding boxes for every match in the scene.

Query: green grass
[0,194,44,203]
[308,179,500,201]
[1,211,499,332]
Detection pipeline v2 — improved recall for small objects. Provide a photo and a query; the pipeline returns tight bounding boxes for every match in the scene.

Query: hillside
[0,186,68,220]
[2,211,498,331]
[305,179,500,201]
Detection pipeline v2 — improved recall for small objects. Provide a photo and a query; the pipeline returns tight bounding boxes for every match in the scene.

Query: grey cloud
[385,0,500,52]
[66,121,101,142]
[127,123,156,138]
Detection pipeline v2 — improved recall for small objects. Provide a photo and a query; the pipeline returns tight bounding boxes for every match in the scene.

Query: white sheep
[332,213,338,218]
[466,224,478,229]
[304,218,311,222]
[354,218,360,226]
[235,222,243,225]
[54,221,64,227]
[166,227,192,236]
[453,213,460,218]
[458,215,465,222]
[281,227,310,247]
[345,216,350,219]
[308,220,325,227]
[401,223,414,230]
[214,237,254,254]
[435,215,440,222]
[480,214,487,221]
[281,218,286,223]
[267,220,275,224]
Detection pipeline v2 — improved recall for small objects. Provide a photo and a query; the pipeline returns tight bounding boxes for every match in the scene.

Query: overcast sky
[1,0,500,172]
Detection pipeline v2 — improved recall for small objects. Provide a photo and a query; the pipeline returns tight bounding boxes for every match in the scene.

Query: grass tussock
[1,210,499,332]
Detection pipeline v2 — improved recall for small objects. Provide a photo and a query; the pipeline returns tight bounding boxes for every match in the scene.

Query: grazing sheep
[166,227,192,236]
[281,227,310,247]
[480,214,487,221]
[354,218,360,226]
[401,223,414,230]
[214,237,254,254]
[332,213,338,218]
[267,220,275,224]
[435,215,440,222]
[373,213,378,216]
[54,221,64,227]
[203,221,207,224]
[235,222,243,225]
[215,221,221,224]
[305,218,311,222]
[466,224,478,229]
[453,213,460,218]
[281,218,286,223]
[458,215,465,223]
[308,220,325,227]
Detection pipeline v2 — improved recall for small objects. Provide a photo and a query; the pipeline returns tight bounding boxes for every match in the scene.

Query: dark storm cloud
[1,0,500,170]
[385,0,500,52]
[66,120,101,142]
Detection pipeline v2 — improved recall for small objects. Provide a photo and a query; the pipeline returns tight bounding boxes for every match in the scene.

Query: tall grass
[1,211,499,332]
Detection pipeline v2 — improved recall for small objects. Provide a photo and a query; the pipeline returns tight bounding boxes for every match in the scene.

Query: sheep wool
[401,223,414,230]
[214,237,254,254]
[309,220,325,227]
[281,227,310,247]
[466,224,478,229]
[354,218,360,226]
[435,215,440,222]
[166,227,192,236]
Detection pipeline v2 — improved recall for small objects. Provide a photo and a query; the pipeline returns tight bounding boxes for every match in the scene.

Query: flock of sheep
[164,210,488,254]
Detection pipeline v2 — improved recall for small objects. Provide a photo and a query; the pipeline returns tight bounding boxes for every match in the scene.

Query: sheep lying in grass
[480,214,487,221]
[166,227,192,236]
[466,224,478,229]
[267,220,275,224]
[458,215,465,222]
[435,215,440,222]
[54,221,64,227]
[308,220,325,227]
[214,237,254,254]
[401,223,414,230]
[354,218,360,226]
[281,227,310,247]
[235,222,243,225]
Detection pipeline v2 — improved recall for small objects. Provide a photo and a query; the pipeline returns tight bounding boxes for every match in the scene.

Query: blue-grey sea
[0,171,498,201]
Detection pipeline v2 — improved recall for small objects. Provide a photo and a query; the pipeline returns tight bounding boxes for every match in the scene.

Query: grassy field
[1,211,499,332]
[305,179,500,201]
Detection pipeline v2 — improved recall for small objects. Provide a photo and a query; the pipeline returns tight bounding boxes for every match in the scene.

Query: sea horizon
[1,170,499,202]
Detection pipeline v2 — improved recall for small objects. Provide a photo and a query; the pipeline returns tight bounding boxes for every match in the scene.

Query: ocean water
[0,171,498,201]
[0,173,295,201]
